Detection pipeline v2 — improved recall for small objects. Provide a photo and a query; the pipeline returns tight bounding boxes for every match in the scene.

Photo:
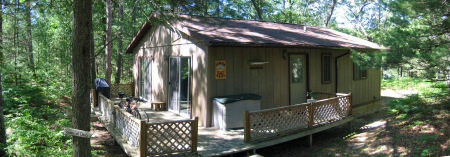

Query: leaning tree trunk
[324,0,337,27]
[105,0,112,84]
[72,0,92,156]
[250,0,263,20]
[0,0,7,155]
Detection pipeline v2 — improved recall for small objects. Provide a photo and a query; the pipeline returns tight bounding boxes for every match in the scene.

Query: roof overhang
[125,21,152,54]
[125,13,388,54]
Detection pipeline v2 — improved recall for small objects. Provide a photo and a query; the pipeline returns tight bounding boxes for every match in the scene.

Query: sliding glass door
[168,57,191,118]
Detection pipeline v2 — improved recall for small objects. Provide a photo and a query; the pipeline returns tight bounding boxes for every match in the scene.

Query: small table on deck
[151,101,166,111]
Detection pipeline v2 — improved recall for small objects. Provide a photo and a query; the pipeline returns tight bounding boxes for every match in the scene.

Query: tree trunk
[14,0,18,85]
[90,18,95,89]
[203,0,208,16]
[72,0,92,156]
[115,1,123,84]
[215,0,220,17]
[250,0,263,20]
[26,0,35,75]
[324,0,337,27]
[0,1,7,155]
[105,0,112,84]
[289,0,293,24]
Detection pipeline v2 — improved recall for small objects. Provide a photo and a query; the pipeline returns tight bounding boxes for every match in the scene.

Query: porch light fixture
[283,50,287,59]
[249,62,269,65]
[249,61,269,70]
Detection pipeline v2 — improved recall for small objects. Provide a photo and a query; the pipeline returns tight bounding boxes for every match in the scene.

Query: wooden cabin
[125,13,386,127]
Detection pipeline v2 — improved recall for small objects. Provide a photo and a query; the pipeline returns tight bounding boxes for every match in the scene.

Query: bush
[2,76,73,156]
[389,94,431,115]
[7,116,72,156]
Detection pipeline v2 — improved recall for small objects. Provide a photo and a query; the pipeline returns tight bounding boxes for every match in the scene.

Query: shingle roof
[125,14,386,53]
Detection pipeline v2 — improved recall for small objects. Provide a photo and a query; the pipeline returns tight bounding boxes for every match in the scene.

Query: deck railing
[110,83,134,97]
[141,118,198,156]
[97,92,198,156]
[244,93,351,142]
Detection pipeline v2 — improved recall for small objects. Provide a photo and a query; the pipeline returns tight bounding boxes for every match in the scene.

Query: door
[168,57,191,118]
[139,57,151,101]
[289,55,307,105]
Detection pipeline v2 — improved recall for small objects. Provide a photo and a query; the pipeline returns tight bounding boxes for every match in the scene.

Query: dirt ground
[90,121,128,157]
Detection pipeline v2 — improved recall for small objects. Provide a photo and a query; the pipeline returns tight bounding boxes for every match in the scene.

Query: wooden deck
[94,97,354,156]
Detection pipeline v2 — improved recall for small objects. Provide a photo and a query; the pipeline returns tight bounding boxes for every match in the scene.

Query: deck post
[244,110,250,142]
[138,120,146,157]
[131,83,135,97]
[90,89,96,107]
[348,93,352,115]
[308,102,314,127]
[112,106,116,127]
[349,121,353,131]
[192,117,198,153]
[308,134,313,148]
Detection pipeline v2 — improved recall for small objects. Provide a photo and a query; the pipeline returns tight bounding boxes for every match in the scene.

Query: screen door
[289,55,307,105]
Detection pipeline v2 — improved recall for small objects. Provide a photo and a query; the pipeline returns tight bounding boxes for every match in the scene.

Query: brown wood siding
[132,24,381,127]
[337,54,381,106]
[132,24,209,126]
[208,47,350,112]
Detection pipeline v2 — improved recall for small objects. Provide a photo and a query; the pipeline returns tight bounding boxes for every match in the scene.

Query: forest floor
[90,121,128,157]
[89,89,449,156]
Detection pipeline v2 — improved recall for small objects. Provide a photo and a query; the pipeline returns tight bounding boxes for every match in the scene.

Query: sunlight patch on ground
[364,120,386,129]
[345,119,395,156]
[365,145,390,155]
[412,124,436,134]
[351,132,370,142]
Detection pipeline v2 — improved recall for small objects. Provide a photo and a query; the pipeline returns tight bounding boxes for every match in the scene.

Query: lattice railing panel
[99,94,114,123]
[312,98,341,125]
[110,84,133,97]
[115,109,140,148]
[313,95,351,125]
[245,93,352,142]
[247,104,309,141]
[145,119,196,156]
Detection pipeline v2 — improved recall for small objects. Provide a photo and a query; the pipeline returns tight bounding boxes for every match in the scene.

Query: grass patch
[382,77,426,90]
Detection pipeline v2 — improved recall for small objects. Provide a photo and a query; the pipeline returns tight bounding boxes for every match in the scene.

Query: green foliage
[389,94,430,115]
[381,77,426,90]
[351,49,384,70]
[1,75,73,156]
[382,0,450,77]
[6,115,72,156]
